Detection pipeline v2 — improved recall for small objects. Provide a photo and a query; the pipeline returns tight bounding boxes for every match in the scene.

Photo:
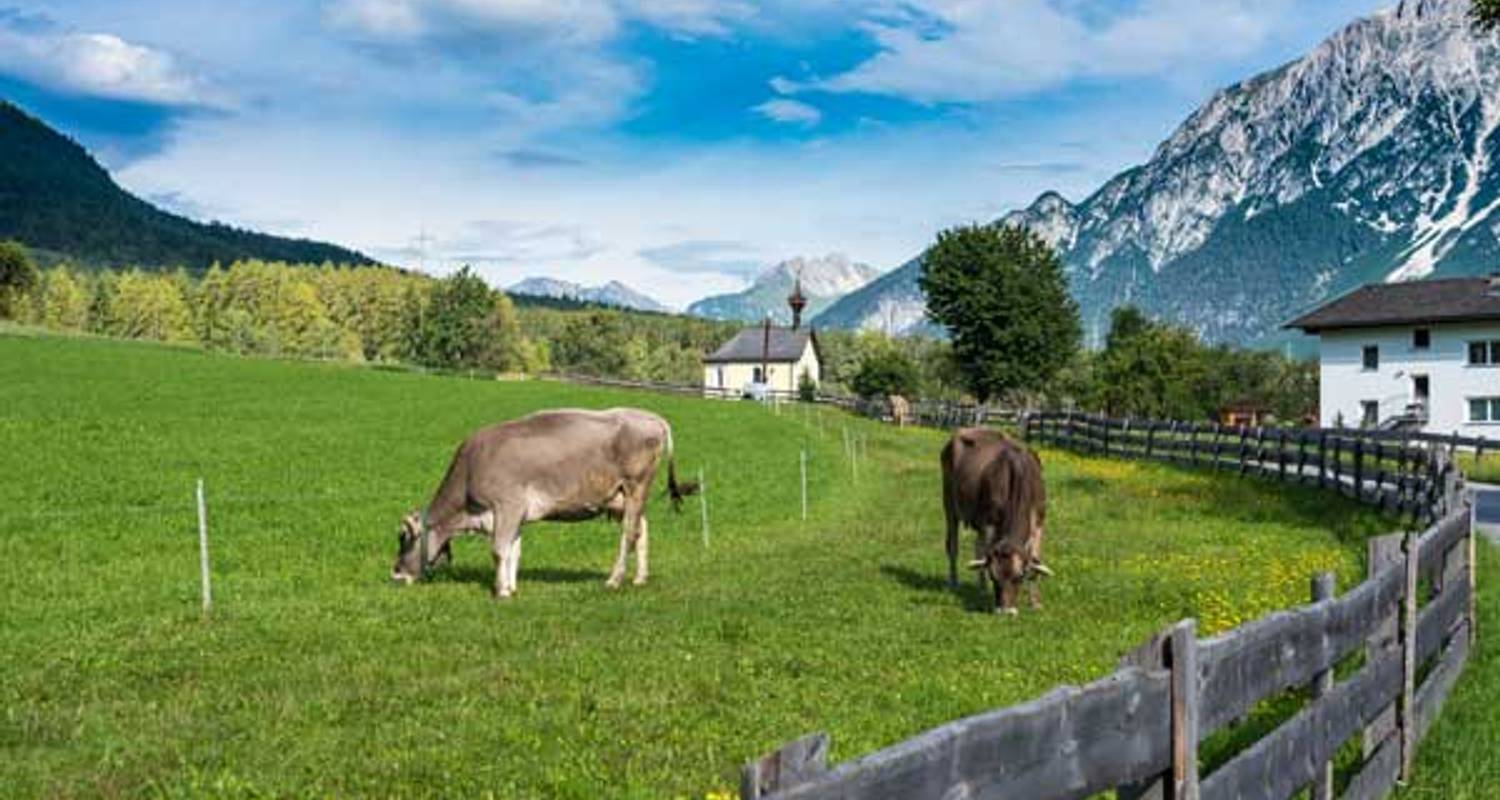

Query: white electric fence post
[196,478,212,616]
[800,449,808,522]
[698,467,709,549]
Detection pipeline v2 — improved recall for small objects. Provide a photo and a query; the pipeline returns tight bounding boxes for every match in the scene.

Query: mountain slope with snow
[688,254,879,323]
[822,0,1500,345]
[508,277,668,313]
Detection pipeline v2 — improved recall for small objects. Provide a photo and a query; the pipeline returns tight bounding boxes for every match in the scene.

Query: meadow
[0,330,1490,798]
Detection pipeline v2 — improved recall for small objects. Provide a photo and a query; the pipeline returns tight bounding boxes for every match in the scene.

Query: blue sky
[1,0,1388,306]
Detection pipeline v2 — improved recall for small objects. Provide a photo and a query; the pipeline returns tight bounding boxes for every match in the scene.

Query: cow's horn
[968,559,987,569]
[1031,562,1055,578]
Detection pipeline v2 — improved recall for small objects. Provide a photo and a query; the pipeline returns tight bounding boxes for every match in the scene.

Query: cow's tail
[662,423,700,511]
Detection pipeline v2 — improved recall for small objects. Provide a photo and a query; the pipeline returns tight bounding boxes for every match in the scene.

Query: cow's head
[970,542,1028,587]
[969,513,1053,589]
[391,510,450,585]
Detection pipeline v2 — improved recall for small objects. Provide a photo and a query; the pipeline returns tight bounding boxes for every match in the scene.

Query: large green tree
[0,240,39,320]
[405,266,522,371]
[919,224,1081,402]
[851,345,921,399]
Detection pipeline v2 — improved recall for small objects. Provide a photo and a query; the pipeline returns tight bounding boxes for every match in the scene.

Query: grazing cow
[391,408,697,599]
[941,428,1051,615]
[889,395,912,428]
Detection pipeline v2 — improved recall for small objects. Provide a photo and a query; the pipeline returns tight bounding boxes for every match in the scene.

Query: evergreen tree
[0,239,39,320]
[920,224,1081,402]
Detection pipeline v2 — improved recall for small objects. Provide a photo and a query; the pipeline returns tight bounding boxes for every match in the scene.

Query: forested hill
[0,101,376,270]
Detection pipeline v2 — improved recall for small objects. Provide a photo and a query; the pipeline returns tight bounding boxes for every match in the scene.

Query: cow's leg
[1028,577,1042,610]
[489,507,522,600]
[943,500,960,590]
[606,503,642,590]
[505,535,523,596]
[632,517,650,586]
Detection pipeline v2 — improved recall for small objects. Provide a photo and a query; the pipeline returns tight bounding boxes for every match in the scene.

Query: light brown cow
[889,395,911,428]
[391,408,696,599]
[941,428,1051,615]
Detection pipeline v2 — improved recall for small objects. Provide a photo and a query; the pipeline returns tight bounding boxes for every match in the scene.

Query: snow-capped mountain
[821,0,1500,346]
[508,277,668,313]
[688,254,879,323]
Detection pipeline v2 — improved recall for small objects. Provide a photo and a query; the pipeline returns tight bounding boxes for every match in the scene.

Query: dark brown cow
[391,408,696,599]
[941,428,1051,615]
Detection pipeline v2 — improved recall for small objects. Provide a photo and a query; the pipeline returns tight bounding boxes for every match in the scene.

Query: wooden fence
[548,373,1018,429]
[741,414,1477,800]
[1024,412,1467,526]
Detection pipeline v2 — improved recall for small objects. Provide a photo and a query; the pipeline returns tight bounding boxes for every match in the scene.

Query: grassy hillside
[0,101,375,270]
[0,331,1485,797]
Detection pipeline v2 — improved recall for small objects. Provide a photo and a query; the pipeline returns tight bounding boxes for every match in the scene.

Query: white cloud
[0,23,230,108]
[323,0,749,42]
[754,97,822,126]
[795,0,1289,104]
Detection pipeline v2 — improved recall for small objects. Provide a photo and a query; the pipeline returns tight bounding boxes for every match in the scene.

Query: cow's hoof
[996,607,1020,618]
[605,578,623,590]
[632,576,649,587]
[495,591,514,601]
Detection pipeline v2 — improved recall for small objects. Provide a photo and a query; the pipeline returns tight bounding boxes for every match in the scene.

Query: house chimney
[788,272,808,330]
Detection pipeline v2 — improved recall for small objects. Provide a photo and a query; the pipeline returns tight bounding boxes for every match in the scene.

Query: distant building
[703,275,821,397]
[1287,276,1500,435]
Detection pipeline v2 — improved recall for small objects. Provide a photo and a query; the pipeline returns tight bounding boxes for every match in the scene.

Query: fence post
[1400,530,1419,782]
[1277,430,1289,482]
[800,449,808,522]
[196,478,211,617]
[698,468,710,549]
[1354,438,1366,503]
[1471,500,1479,646]
[1237,426,1249,474]
[1146,422,1156,459]
[1317,432,1328,489]
[1170,620,1201,799]
[1117,619,1199,800]
[740,732,830,799]
[1362,534,1403,761]
[1310,572,1336,800]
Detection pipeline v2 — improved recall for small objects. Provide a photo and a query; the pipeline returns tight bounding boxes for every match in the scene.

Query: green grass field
[0,331,1492,798]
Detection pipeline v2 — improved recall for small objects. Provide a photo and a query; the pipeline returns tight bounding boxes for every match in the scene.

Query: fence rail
[1024,411,1464,526]
[741,411,1477,800]
[547,373,1018,429]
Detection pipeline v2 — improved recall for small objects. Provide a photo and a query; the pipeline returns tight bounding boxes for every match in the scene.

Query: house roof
[704,326,816,363]
[1285,277,1500,332]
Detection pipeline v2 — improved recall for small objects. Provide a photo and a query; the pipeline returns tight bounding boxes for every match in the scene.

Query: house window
[1470,397,1500,423]
[1361,401,1379,428]
[1413,328,1431,350]
[715,367,724,388]
[752,366,764,383]
[1468,341,1500,366]
[1362,346,1379,371]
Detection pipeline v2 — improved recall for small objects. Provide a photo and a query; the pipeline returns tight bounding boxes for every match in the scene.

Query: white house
[1288,276,1500,435]
[702,277,821,397]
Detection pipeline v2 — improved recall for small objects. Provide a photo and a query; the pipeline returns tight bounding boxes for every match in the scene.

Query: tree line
[0,235,1316,420]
